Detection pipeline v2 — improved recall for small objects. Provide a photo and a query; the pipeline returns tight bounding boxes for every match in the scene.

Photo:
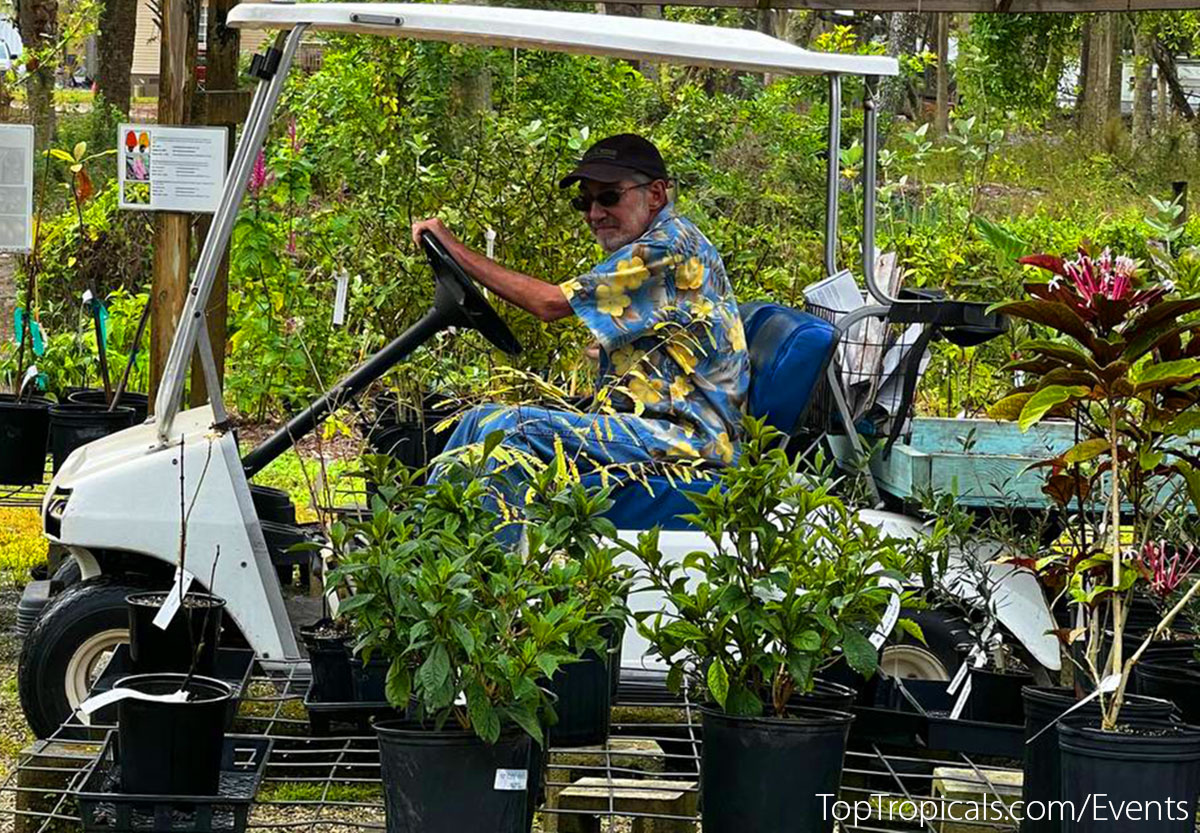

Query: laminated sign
[0,125,34,252]
[118,124,228,213]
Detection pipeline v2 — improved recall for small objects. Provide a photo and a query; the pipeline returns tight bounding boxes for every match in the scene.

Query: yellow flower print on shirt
[693,297,715,320]
[729,318,747,352]
[628,377,664,406]
[667,342,698,375]
[613,257,650,291]
[710,432,735,464]
[670,375,694,400]
[611,345,644,376]
[668,439,701,458]
[596,283,632,318]
[676,257,705,291]
[559,279,582,301]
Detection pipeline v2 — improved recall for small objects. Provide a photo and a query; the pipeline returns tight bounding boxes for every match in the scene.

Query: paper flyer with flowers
[117,124,228,213]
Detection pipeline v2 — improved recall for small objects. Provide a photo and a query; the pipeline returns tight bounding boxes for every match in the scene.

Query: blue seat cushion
[741,302,838,435]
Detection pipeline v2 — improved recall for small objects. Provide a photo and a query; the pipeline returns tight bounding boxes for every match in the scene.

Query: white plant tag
[1026,673,1122,744]
[949,676,972,720]
[332,270,350,327]
[19,364,38,394]
[79,685,189,717]
[946,658,971,696]
[485,227,496,260]
[152,567,195,630]
[494,769,528,792]
[82,289,93,305]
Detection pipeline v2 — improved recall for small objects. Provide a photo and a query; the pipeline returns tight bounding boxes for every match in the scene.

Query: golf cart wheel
[880,608,966,682]
[18,576,139,738]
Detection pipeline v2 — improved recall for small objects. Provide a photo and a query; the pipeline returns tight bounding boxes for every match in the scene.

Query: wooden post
[934,12,950,139]
[148,0,198,407]
[190,0,245,407]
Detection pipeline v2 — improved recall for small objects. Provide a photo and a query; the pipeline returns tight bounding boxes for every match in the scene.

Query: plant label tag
[1026,673,1122,744]
[493,769,528,792]
[153,567,196,630]
[949,675,972,720]
[946,658,970,696]
[332,270,350,327]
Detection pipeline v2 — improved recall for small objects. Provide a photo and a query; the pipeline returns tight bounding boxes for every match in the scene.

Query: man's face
[579,177,667,253]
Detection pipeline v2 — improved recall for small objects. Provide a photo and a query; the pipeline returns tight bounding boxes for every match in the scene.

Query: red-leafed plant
[989,244,1200,728]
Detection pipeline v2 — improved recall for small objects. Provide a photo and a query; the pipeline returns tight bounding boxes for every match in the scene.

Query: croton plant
[990,245,1200,726]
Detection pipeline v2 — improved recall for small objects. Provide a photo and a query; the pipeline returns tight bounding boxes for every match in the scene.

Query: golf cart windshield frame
[153,4,901,449]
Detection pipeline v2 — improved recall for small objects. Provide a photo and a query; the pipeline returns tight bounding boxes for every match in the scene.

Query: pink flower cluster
[1058,249,1139,305]
[248,150,271,197]
[1137,540,1200,599]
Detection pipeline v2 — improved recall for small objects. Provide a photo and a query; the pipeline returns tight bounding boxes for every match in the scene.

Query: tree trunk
[1104,14,1124,126]
[148,0,198,405]
[15,0,58,149]
[189,0,240,407]
[1152,38,1200,148]
[934,12,950,139]
[1044,42,1064,110]
[1079,16,1109,133]
[880,12,923,132]
[96,0,138,114]
[1078,17,1092,122]
[1157,69,1168,125]
[1132,26,1153,150]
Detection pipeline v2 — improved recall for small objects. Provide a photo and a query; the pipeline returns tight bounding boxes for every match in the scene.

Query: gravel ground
[0,587,31,783]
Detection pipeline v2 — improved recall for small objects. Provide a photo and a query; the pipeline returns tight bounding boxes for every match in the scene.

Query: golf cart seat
[592,302,838,530]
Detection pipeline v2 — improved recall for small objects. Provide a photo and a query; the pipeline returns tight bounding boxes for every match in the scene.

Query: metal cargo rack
[1,660,1024,833]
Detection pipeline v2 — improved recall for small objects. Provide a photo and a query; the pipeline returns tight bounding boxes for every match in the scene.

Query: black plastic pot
[66,389,149,423]
[701,706,854,833]
[351,656,390,701]
[1060,719,1200,832]
[1135,660,1200,724]
[792,678,857,712]
[250,484,297,526]
[126,591,225,675]
[48,403,136,471]
[1021,686,1178,833]
[547,626,622,748]
[968,666,1034,725]
[0,396,50,485]
[375,720,533,833]
[114,673,233,796]
[300,621,354,703]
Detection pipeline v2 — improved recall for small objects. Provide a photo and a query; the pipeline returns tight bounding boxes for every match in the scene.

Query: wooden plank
[908,417,1075,457]
[571,0,1200,12]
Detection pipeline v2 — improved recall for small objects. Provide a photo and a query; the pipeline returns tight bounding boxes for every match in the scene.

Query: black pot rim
[809,677,857,698]
[374,719,527,745]
[49,402,136,415]
[0,397,51,411]
[113,672,234,704]
[699,704,855,727]
[1022,684,1175,713]
[126,591,227,610]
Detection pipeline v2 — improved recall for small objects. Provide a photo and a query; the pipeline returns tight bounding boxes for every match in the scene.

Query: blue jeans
[431,404,670,522]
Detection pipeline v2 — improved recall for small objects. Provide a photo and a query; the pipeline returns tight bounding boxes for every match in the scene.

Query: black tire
[18,576,141,738]
[881,608,968,681]
[50,557,82,590]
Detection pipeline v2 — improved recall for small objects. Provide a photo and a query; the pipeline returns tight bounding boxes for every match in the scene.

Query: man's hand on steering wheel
[411,218,458,251]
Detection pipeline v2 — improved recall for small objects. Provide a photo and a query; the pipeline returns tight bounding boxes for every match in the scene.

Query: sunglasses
[571,182,652,212]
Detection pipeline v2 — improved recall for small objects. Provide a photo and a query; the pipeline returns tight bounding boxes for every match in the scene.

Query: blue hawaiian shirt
[560,205,749,465]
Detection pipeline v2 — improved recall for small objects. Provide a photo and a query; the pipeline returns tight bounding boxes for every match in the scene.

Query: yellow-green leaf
[1018,385,1090,431]
[73,141,86,161]
[988,392,1032,421]
[1062,438,1108,464]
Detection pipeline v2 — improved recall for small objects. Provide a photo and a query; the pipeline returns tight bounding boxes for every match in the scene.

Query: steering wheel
[420,230,522,357]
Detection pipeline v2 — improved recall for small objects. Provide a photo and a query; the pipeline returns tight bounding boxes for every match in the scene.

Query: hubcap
[881,644,950,681]
[64,628,129,710]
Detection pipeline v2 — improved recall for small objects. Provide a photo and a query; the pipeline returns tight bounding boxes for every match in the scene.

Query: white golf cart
[16,2,1059,737]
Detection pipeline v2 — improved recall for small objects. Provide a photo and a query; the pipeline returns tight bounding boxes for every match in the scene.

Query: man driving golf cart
[410,133,750,490]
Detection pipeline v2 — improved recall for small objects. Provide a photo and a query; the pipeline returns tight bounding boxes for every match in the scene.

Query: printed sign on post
[118,124,228,213]
[0,125,34,252]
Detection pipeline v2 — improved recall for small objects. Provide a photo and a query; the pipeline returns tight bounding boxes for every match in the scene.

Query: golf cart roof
[226,3,899,77]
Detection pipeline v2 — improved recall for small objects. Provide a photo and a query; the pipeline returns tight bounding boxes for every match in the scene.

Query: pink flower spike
[248,150,268,196]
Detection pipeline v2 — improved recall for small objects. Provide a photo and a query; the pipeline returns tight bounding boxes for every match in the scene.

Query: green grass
[0,508,47,588]
[257,781,384,803]
[247,448,366,522]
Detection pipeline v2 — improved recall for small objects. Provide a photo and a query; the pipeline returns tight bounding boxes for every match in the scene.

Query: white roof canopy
[226,3,899,76]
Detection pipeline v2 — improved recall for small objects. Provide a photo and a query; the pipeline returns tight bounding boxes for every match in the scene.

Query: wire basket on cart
[803,297,929,448]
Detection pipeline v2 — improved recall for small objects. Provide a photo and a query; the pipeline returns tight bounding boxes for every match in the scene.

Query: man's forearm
[446,240,573,322]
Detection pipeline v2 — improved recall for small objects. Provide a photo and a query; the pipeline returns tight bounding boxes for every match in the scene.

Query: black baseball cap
[559,134,669,188]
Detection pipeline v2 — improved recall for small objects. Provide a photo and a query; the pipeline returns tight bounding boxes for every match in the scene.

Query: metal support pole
[824,73,842,279]
[195,313,229,426]
[862,74,894,306]
[154,25,308,443]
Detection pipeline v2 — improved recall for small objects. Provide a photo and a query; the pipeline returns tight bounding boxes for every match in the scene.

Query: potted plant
[626,418,925,833]
[992,246,1200,831]
[521,459,632,747]
[327,443,596,833]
